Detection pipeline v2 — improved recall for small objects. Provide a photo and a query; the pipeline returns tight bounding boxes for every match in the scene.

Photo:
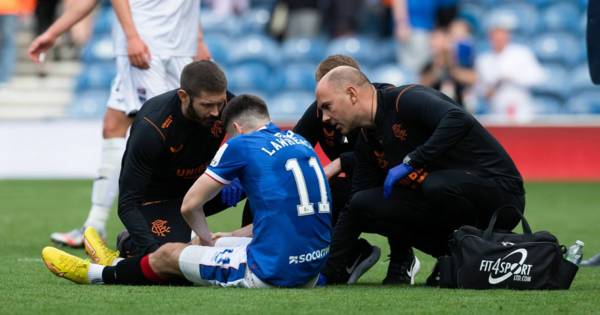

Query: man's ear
[177,89,189,105]
[347,86,358,105]
[233,121,243,135]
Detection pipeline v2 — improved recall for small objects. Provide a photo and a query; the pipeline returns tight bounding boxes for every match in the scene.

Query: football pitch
[1,180,599,314]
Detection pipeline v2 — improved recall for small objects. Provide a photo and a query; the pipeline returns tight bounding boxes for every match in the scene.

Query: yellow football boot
[83,226,120,266]
[41,247,89,284]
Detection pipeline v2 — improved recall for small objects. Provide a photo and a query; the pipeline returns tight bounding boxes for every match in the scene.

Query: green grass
[0,180,599,314]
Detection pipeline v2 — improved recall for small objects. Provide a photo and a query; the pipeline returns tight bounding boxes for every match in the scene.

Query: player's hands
[383,163,414,199]
[194,40,212,61]
[221,178,244,207]
[127,35,151,69]
[28,32,56,63]
[211,231,233,241]
[324,158,342,179]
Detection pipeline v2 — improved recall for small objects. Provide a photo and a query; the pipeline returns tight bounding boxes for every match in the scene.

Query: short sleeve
[206,138,247,184]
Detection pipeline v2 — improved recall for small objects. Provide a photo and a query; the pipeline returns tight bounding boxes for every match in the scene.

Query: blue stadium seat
[269,91,314,123]
[273,62,317,92]
[567,91,600,114]
[325,36,378,67]
[459,3,485,35]
[200,10,240,36]
[92,7,114,36]
[228,62,273,94]
[204,34,231,65]
[75,62,116,93]
[80,36,114,62]
[281,37,327,63]
[570,64,597,94]
[375,39,398,65]
[531,63,569,100]
[485,3,539,36]
[532,32,580,66]
[533,95,564,115]
[228,34,281,68]
[239,8,271,35]
[369,64,413,87]
[541,1,581,32]
[68,90,110,118]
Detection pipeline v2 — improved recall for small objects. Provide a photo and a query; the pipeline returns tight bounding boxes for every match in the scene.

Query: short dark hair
[222,94,270,129]
[180,60,227,97]
[315,55,360,81]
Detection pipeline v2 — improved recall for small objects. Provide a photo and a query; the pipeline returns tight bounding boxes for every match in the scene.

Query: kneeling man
[42,95,332,288]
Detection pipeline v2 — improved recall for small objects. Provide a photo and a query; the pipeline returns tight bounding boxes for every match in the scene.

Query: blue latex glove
[383,163,414,199]
[221,178,244,207]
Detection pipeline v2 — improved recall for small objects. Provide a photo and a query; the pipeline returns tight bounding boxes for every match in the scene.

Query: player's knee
[102,110,130,138]
[348,190,372,216]
[422,173,451,199]
[149,243,185,274]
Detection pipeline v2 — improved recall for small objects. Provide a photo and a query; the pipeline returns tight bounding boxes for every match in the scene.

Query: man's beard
[186,104,217,127]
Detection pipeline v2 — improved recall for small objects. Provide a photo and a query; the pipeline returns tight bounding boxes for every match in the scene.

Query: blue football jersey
[206,122,332,287]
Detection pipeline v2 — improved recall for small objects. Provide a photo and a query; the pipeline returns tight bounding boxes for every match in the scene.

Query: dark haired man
[85,61,243,261]
[42,94,332,289]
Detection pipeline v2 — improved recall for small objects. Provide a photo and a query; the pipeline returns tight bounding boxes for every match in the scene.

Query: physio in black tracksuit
[317,67,525,282]
[117,61,240,257]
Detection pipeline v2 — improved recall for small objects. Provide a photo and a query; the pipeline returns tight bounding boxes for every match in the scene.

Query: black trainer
[346,238,381,284]
[382,250,421,285]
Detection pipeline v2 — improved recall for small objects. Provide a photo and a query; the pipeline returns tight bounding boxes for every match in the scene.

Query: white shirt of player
[476,43,546,123]
[112,0,200,58]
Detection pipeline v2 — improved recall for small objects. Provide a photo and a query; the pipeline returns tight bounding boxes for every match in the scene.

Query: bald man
[316,66,525,285]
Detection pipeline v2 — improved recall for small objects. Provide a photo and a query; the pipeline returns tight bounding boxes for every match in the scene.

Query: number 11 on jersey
[285,157,330,216]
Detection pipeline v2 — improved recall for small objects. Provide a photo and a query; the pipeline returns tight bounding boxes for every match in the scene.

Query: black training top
[293,83,394,176]
[118,89,234,254]
[353,84,524,195]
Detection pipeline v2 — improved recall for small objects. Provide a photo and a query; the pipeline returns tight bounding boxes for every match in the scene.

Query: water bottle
[565,240,585,265]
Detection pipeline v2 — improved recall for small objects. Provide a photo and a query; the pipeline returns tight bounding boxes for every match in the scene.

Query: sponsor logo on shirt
[289,247,329,264]
[169,144,184,153]
[176,163,208,179]
[392,123,408,141]
[150,219,171,237]
[161,115,174,129]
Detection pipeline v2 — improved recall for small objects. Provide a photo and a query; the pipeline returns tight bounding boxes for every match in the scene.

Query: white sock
[84,138,126,230]
[88,263,105,284]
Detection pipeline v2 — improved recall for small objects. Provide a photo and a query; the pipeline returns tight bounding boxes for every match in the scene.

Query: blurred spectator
[0,0,35,85]
[435,0,457,29]
[392,0,438,73]
[268,0,322,41]
[35,0,60,37]
[206,0,249,18]
[324,0,363,37]
[475,21,546,122]
[419,21,476,107]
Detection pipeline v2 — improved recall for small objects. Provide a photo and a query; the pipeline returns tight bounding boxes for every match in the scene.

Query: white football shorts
[107,56,193,115]
[178,237,319,288]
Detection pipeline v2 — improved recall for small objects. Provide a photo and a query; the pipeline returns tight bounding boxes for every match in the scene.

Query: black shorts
[117,195,229,256]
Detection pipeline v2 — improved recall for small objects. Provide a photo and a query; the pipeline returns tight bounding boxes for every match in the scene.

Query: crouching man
[41,94,332,288]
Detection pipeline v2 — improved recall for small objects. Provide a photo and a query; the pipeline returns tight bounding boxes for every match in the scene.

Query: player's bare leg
[51,108,133,247]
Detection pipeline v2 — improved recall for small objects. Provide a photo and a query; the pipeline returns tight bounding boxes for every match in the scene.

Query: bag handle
[483,205,531,240]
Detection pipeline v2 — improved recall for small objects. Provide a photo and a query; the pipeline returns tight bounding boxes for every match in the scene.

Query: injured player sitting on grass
[41,94,333,288]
